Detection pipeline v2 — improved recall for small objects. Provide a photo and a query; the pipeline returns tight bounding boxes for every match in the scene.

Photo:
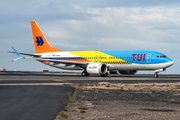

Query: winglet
[11,46,22,62]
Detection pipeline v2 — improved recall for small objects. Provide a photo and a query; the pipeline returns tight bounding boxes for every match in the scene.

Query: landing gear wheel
[81,71,89,77]
[101,72,108,77]
[82,72,86,76]
[154,74,159,78]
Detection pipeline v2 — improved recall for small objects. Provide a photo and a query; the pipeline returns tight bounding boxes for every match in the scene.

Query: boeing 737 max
[8,21,174,78]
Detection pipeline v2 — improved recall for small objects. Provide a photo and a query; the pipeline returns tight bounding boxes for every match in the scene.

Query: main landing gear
[101,72,108,77]
[154,73,159,78]
[81,71,89,77]
[81,71,109,77]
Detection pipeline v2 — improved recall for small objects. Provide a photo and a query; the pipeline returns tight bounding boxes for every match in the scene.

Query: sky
[0,0,180,74]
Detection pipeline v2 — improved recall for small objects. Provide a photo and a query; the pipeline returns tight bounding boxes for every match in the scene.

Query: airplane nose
[166,61,174,68]
[164,58,174,68]
[165,58,174,64]
[171,61,174,65]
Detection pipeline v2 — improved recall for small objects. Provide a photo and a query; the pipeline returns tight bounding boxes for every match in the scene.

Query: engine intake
[86,63,107,75]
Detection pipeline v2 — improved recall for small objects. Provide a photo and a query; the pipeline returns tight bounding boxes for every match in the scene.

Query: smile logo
[36,37,44,46]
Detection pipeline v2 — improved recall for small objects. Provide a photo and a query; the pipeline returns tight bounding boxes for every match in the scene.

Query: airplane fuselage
[38,50,174,71]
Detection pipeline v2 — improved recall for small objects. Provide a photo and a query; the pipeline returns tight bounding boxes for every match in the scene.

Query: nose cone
[168,61,174,66]
[165,58,174,68]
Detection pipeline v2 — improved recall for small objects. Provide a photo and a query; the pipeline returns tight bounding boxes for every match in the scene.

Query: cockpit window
[163,56,167,58]
[157,55,167,58]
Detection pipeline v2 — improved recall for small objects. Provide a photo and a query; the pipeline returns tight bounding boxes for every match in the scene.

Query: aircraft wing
[8,51,41,58]
[34,58,88,65]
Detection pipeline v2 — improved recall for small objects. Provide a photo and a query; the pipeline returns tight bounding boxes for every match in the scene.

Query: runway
[0,71,180,84]
[0,71,180,120]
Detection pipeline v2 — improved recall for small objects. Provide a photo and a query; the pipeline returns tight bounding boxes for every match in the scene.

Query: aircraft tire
[101,72,108,77]
[82,71,89,77]
[154,74,158,78]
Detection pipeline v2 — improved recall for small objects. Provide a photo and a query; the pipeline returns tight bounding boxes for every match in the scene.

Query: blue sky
[0,0,180,74]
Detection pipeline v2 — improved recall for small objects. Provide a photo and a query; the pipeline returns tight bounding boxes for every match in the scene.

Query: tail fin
[31,21,62,54]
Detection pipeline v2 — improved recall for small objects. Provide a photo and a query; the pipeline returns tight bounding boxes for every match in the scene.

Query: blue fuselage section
[102,50,173,64]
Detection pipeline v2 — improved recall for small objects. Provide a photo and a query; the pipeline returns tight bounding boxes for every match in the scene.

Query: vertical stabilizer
[31,21,62,53]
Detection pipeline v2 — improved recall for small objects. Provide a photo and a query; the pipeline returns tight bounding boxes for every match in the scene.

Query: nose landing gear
[154,69,165,78]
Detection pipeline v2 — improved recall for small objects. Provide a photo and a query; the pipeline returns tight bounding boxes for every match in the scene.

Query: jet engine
[118,70,137,74]
[86,63,107,75]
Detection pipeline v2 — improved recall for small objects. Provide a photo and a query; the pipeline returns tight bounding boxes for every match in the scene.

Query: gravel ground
[60,83,180,120]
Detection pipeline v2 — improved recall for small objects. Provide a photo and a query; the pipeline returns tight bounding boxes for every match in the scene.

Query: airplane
[8,21,174,78]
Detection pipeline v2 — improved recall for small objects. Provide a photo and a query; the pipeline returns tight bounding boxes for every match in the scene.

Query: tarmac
[0,71,180,84]
[0,85,74,120]
[0,71,180,120]
[0,71,77,120]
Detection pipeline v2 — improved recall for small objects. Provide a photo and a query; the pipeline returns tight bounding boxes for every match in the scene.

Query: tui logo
[36,37,44,46]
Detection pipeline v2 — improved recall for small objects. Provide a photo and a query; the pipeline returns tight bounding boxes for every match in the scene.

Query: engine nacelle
[118,70,137,74]
[86,63,107,75]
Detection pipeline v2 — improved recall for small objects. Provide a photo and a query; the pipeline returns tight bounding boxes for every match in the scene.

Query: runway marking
[53,80,66,82]
[0,83,72,86]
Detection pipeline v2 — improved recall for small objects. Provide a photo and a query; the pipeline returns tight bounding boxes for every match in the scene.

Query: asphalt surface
[0,84,74,120]
[0,71,180,120]
[0,71,180,84]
